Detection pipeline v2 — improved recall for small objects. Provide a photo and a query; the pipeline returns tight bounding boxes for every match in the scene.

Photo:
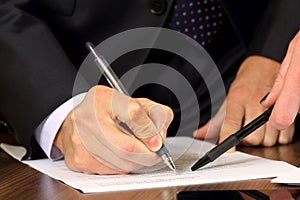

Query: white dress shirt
[34,93,86,159]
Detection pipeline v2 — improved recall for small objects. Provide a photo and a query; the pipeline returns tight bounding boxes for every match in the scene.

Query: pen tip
[191,156,211,171]
[161,152,177,173]
[168,158,177,173]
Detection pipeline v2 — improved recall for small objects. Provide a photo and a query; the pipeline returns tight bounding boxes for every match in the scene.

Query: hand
[194,55,295,150]
[262,31,300,130]
[54,85,173,174]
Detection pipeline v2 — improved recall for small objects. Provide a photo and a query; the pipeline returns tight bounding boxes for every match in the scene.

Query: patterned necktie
[167,0,224,47]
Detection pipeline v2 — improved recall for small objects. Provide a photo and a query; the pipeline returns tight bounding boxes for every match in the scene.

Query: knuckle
[228,87,248,99]
[137,97,148,102]
[93,85,111,99]
[65,162,77,172]
[271,115,293,130]
[134,124,156,138]
[95,85,109,92]
[224,118,241,127]
[66,155,85,172]
[118,141,136,153]
[164,106,174,121]
[70,132,81,146]
[127,100,144,121]
[72,155,84,169]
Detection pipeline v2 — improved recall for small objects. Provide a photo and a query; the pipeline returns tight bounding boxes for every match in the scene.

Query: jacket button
[149,0,167,15]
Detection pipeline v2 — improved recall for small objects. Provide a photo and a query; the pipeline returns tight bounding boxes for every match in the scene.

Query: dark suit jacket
[0,0,299,158]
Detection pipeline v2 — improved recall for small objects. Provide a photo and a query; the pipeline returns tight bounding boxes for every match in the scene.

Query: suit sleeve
[248,0,300,62]
[0,1,77,158]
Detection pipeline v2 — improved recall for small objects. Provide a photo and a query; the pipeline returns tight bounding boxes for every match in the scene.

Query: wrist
[54,111,73,153]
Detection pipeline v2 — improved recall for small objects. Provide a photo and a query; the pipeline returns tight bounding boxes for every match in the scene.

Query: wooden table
[1,136,300,200]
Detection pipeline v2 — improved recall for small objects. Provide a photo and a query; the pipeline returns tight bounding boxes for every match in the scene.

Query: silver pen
[86,42,176,172]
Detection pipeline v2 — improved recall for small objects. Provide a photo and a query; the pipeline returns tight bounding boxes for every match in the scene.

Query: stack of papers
[1,136,297,193]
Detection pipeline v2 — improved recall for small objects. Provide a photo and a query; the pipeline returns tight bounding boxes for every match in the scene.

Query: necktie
[167,0,224,47]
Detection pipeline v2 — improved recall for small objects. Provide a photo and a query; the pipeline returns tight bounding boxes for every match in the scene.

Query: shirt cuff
[34,93,86,160]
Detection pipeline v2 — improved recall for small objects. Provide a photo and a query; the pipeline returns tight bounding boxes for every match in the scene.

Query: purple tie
[168,0,224,47]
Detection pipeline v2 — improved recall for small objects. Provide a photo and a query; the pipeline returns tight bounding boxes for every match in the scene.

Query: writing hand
[54,85,173,174]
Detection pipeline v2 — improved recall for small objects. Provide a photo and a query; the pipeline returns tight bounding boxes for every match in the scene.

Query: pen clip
[86,42,129,95]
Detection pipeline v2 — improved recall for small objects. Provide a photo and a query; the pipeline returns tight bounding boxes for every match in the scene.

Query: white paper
[0,142,26,161]
[271,167,300,186]
[1,137,297,193]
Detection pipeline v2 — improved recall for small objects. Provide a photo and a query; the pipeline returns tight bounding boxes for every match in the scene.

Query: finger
[262,122,279,147]
[269,36,300,129]
[64,144,128,175]
[194,101,226,140]
[59,89,141,174]
[263,31,300,107]
[262,49,292,107]
[72,106,160,170]
[278,123,295,145]
[219,100,245,152]
[137,98,174,139]
[74,121,146,172]
[59,117,131,174]
[110,90,163,152]
[92,118,161,167]
[270,91,300,130]
[242,104,266,146]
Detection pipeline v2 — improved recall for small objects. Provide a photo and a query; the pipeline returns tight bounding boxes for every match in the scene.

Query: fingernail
[148,135,162,151]
[260,92,270,104]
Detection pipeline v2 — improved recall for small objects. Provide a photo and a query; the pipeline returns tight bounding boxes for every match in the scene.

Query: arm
[0,1,174,175]
[0,1,77,158]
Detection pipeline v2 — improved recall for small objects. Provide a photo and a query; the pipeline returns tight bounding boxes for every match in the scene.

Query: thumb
[138,98,174,148]
[110,91,164,152]
[126,100,164,152]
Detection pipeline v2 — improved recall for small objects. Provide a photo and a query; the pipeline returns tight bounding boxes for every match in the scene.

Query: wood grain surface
[1,135,300,200]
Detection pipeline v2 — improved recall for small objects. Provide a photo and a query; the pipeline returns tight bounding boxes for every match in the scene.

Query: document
[1,137,297,193]
[271,167,300,186]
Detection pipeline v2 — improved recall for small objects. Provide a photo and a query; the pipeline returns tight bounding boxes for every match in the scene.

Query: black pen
[191,105,274,171]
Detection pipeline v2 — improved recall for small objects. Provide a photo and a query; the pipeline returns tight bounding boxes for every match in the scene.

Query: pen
[86,42,176,172]
[191,104,274,171]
